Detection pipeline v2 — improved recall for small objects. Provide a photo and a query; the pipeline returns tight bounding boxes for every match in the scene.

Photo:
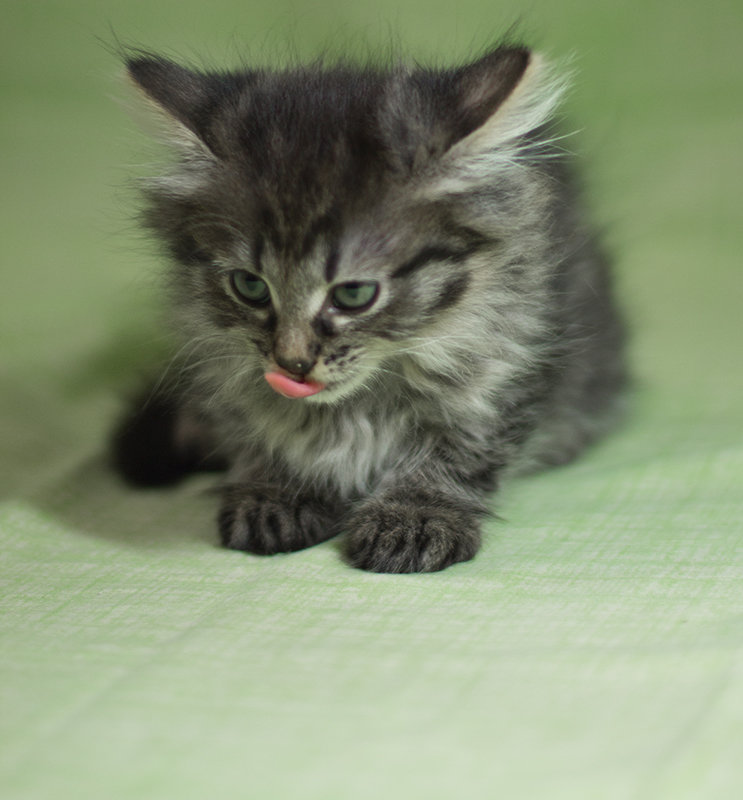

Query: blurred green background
[2,2,742,799]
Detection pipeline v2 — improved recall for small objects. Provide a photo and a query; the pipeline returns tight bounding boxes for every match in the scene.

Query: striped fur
[113,44,625,572]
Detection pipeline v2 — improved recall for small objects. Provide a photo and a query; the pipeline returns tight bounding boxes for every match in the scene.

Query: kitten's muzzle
[274,353,316,376]
[266,352,325,399]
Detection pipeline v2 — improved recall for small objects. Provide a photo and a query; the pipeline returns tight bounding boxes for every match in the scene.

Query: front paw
[219,487,340,555]
[345,493,482,573]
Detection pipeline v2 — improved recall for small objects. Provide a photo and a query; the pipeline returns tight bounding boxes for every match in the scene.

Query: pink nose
[264,371,325,399]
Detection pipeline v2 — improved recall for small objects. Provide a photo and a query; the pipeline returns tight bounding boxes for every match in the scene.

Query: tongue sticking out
[264,371,325,399]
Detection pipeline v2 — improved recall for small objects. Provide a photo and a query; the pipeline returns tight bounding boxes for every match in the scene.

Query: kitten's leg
[219,480,344,555]
[345,483,487,574]
[111,380,226,487]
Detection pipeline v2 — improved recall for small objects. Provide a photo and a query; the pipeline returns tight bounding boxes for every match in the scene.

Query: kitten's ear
[125,55,220,156]
[385,46,565,185]
[445,49,564,160]
[444,46,533,147]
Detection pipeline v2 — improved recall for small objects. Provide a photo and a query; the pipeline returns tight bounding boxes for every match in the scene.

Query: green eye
[331,281,379,312]
[230,270,270,305]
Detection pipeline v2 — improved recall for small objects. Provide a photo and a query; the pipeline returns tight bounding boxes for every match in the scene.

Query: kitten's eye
[331,281,379,312]
[230,270,270,306]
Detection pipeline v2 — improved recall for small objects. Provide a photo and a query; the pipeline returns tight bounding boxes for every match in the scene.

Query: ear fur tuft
[452,52,566,156]
[381,46,566,182]
[429,52,570,194]
[125,54,224,158]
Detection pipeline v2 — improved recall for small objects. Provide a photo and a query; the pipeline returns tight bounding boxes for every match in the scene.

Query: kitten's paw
[345,494,482,573]
[219,487,340,555]
[112,390,225,487]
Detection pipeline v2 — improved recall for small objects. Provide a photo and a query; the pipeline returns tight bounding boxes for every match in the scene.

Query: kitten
[112,44,625,572]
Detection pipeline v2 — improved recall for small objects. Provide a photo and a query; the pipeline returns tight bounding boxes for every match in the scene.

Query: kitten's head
[126,45,563,403]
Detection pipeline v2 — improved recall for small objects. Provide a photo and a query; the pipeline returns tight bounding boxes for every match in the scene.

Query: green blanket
[2,1,741,798]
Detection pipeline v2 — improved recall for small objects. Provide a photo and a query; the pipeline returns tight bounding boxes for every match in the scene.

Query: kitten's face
[189,190,483,404]
[130,49,542,402]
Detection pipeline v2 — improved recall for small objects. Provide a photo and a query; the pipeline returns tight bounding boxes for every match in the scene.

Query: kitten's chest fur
[211,362,443,497]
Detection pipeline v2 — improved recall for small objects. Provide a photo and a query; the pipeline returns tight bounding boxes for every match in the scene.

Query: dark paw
[345,494,482,573]
[112,389,225,487]
[219,487,340,555]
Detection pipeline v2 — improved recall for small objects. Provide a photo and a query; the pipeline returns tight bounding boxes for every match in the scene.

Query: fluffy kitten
[112,44,625,572]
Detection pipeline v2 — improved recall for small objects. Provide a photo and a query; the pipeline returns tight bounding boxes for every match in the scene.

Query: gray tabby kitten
[112,44,625,572]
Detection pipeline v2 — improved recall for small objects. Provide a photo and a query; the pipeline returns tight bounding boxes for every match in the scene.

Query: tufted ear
[382,46,565,183]
[441,46,533,148]
[125,54,226,157]
[448,50,565,159]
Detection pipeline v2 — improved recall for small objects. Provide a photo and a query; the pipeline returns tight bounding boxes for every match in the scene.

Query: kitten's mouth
[264,371,326,399]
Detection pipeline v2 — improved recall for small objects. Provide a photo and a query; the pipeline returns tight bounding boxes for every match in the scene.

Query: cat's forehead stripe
[324,244,340,283]
[299,210,341,258]
[252,234,265,273]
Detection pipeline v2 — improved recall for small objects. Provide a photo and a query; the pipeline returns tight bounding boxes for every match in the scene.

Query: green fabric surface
[2,1,742,798]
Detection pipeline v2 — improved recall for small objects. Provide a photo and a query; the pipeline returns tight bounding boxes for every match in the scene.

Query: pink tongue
[264,371,325,399]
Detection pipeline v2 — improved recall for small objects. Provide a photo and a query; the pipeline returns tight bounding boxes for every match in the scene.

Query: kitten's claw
[219,488,339,555]
[345,494,481,573]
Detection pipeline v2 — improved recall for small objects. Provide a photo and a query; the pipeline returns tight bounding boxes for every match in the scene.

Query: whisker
[144,332,240,403]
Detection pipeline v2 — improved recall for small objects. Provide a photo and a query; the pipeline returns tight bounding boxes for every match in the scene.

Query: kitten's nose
[274,353,315,377]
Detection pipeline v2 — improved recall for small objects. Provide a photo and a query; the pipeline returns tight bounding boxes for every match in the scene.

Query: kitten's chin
[303,371,374,406]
